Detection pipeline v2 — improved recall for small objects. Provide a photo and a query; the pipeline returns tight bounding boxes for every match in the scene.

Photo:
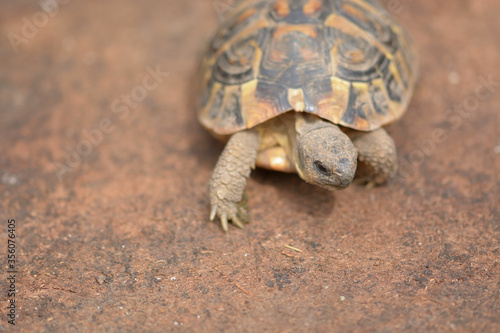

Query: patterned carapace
[199,0,417,135]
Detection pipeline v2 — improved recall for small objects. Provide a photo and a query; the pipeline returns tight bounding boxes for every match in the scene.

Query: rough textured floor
[1,0,499,332]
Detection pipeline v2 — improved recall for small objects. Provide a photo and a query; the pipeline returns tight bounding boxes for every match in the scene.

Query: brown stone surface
[1,0,499,332]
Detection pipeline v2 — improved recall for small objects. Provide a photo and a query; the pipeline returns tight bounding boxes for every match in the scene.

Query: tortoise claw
[231,216,244,229]
[365,181,376,190]
[210,205,217,221]
[209,192,250,231]
[220,213,229,232]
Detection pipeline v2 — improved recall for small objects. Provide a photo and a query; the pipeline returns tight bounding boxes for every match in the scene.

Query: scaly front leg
[209,129,259,231]
[350,128,398,187]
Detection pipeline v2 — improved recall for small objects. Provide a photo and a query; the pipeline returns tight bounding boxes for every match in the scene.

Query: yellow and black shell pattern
[199,0,417,135]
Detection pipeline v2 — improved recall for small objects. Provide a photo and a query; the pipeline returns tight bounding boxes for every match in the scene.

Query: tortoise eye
[314,161,330,176]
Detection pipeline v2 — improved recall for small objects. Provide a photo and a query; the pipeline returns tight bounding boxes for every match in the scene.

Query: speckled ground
[0,0,499,332]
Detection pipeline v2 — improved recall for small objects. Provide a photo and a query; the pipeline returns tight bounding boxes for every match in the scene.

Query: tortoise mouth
[296,167,353,191]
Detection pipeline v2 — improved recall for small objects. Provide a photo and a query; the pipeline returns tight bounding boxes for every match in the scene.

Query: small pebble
[95,275,106,285]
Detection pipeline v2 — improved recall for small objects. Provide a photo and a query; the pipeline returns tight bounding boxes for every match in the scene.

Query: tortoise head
[294,117,358,191]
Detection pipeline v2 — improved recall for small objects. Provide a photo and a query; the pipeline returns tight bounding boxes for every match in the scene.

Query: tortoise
[198,0,417,231]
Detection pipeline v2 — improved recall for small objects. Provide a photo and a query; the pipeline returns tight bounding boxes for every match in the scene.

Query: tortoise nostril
[339,158,351,167]
[338,158,354,175]
[335,157,356,186]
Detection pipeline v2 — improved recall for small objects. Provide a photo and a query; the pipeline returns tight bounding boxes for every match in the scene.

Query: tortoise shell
[199,0,417,135]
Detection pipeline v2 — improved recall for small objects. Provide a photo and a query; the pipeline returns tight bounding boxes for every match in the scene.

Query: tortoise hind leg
[209,129,259,231]
[350,128,398,187]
